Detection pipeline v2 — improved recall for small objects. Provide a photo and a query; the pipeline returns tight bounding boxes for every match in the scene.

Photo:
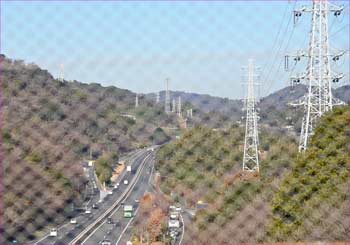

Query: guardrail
[69,150,153,244]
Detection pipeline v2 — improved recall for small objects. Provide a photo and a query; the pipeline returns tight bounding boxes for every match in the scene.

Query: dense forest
[155,106,350,243]
[2,53,349,244]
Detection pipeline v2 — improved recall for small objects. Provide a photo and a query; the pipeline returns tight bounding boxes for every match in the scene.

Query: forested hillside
[267,105,350,242]
[155,106,350,243]
[149,84,350,130]
[0,55,177,243]
[155,124,298,243]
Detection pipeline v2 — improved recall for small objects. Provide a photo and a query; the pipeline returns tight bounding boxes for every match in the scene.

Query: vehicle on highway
[135,199,140,203]
[124,179,129,185]
[107,190,113,195]
[107,217,113,224]
[85,208,92,214]
[126,165,131,172]
[114,183,119,189]
[70,219,77,224]
[49,228,58,237]
[92,203,98,209]
[123,205,133,218]
[100,239,112,245]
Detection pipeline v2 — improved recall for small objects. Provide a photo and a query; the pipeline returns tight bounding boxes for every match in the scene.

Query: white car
[100,239,111,245]
[107,190,113,195]
[70,219,77,224]
[124,179,129,185]
[85,209,92,214]
[49,228,57,237]
[114,183,120,189]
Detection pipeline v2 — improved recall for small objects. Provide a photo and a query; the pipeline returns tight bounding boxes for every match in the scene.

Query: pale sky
[2,1,349,99]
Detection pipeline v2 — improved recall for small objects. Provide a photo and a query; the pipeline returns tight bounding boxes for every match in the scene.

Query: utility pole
[286,0,345,152]
[242,59,260,172]
[177,96,182,117]
[165,78,171,114]
[135,94,139,108]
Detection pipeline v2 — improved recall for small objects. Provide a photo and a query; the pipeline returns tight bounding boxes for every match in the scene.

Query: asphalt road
[35,147,153,245]
[83,152,156,245]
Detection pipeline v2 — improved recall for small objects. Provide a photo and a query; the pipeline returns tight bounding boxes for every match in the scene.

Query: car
[107,217,113,224]
[135,199,140,203]
[92,204,98,209]
[100,239,111,245]
[124,179,129,185]
[85,209,91,214]
[49,228,57,237]
[70,219,77,224]
[114,183,119,189]
[107,190,113,195]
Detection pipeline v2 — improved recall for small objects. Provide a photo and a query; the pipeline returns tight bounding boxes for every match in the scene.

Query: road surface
[35,147,154,245]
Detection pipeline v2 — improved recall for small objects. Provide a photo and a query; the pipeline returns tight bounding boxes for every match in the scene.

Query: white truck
[126,165,131,172]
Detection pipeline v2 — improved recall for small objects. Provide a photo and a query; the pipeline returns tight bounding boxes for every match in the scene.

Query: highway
[35,147,155,245]
[82,151,155,244]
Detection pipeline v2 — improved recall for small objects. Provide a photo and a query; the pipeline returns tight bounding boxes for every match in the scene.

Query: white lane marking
[34,223,70,244]
[82,155,154,244]
[70,151,152,244]
[178,213,185,245]
[115,208,139,245]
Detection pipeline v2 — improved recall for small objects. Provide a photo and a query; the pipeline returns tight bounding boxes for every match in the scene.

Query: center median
[69,150,153,244]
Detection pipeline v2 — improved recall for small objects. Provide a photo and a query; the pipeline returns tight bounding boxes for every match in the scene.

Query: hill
[1,55,187,243]
[154,106,350,243]
[148,84,350,129]
[267,105,350,242]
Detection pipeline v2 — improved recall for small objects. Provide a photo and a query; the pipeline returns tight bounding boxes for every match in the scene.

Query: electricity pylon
[242,59,260,172]
[58,63,64,82]
[135,94,139,108]
[172,98,176,113]
[177,96,182,117]
[286,0,345,152]
[165,78,171,114]
[156,92,160,103]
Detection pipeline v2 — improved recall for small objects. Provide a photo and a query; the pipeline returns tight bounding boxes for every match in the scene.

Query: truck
[126,165,131,172]
[123,205,133,218]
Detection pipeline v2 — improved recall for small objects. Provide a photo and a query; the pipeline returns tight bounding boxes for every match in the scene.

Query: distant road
[35,147,154,245]
[82,151,156,244]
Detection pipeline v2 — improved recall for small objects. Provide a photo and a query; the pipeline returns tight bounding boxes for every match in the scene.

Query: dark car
[107,217,113,224]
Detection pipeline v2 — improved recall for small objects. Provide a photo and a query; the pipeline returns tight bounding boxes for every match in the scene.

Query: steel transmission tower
[135,94,139,108]
[58,63,64,82]
[242,59,260,172]
[172,98,176,113]
[156,92,160,103]
[177,96,182,117]
[165,78,171,114]
[286,0,345,152]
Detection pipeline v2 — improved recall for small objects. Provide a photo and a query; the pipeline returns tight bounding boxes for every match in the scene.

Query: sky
[1,0,349,99]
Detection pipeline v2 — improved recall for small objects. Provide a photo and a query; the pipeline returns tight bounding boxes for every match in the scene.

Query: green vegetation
[267,106,350,242]
[156,106,350,243]
[156,124,298,243]
[95,153,119,184]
